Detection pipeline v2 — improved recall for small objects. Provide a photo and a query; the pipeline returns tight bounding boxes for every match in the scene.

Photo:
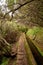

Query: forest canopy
[0,0,43,26]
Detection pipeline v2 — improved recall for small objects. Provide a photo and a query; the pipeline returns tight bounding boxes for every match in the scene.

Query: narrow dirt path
[11,43,17,56]
[7,43,17,65]
[7,58,15,65]
[16,34,28,65]
[5,33,28,65]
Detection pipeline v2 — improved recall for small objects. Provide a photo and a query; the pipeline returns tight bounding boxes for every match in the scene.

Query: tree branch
[3,0,34,19]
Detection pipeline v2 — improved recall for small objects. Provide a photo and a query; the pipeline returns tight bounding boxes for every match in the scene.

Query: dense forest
[0,0,43,65]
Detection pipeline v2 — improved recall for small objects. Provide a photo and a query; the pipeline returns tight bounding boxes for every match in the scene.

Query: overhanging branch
[3,0,34,19]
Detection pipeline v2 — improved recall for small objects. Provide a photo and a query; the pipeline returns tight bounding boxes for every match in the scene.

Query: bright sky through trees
[0,0,17,15]
[0,0,6,5]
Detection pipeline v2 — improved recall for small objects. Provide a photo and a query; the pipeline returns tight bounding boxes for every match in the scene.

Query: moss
[24,41,37,65]
[26,26,41,36]
[31,40,43,56]
[21,33,37,65]
[24,42,33,65]
[26,26,43,56]
[26,26,43,39]
[26,35,43,56]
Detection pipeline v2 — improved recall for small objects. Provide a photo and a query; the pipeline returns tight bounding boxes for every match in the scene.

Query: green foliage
[26,26,43,56]
[21,33,37,65]
[6,0,14,9]
[17,24,28,33]
[26,26,43,36]
[26,26,42,39]
[1,57,9,65]
[1,21,28,37]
